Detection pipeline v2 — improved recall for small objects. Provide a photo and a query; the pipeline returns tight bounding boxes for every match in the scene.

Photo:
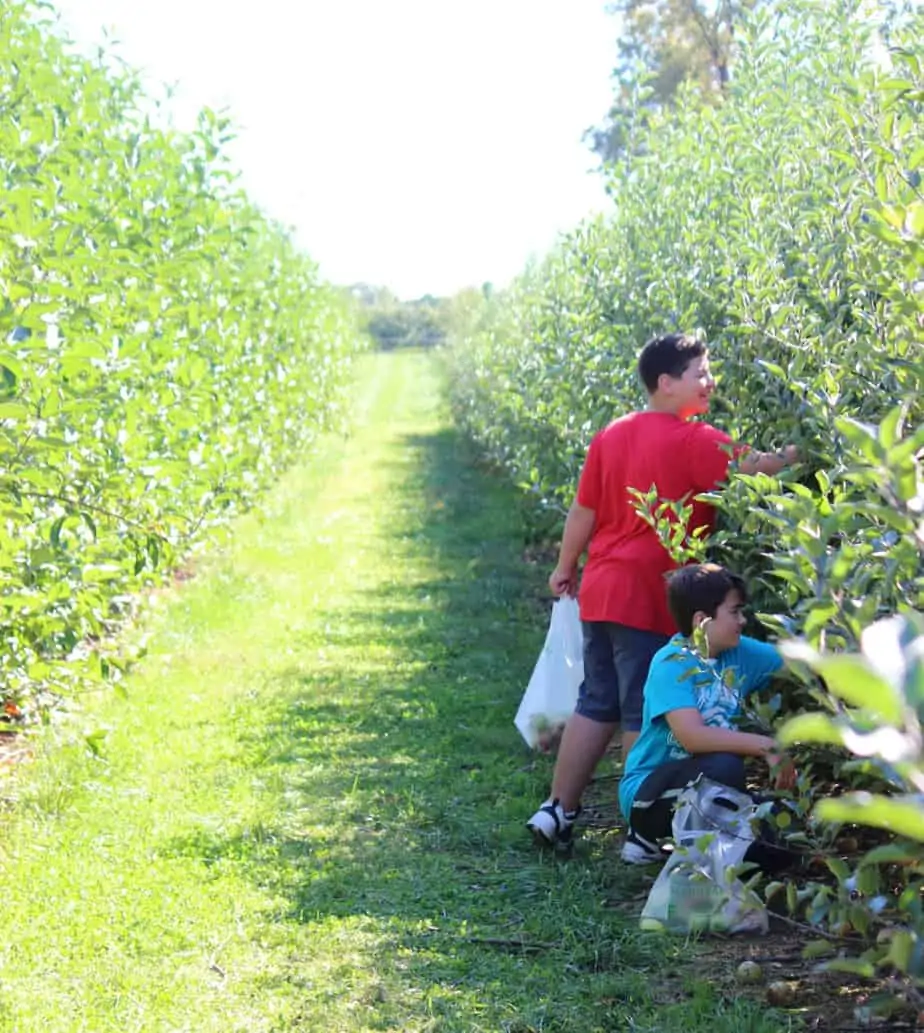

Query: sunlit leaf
[780,642,904,725]
[802,939,837,960]
[778,712,845,749]
[816,793,924,843]
[859,843,924,867]
[822,957,875,977]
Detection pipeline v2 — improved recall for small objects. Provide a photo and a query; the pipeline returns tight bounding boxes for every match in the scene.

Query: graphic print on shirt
[665,659,742,760]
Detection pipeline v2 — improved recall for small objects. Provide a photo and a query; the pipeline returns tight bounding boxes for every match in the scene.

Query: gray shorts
[575,621,669,730]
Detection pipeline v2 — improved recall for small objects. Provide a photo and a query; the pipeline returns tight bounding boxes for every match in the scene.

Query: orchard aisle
[0,351,782,1033]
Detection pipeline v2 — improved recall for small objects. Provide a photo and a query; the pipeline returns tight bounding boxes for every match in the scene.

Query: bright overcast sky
[49,1,618,300]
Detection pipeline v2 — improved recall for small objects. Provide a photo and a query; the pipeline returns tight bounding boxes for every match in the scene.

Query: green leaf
[823,957,875,978]
[825,857,850,883]
[757,360,787,380]
[835,416,882,464]
[82,565,124,583]
[49,515,66,547]
[878,77,914,93]
[859,843,924,867]
[0,354,25,381]
[856,865,880,896]
[877,405,905,450]
[802,939,836,960]
[777,712,845,749]
[0,401,29,420]
[81,512,97,540]
[907,202,924,239]
[84,729,108,758]
[765,880,786,903]
[780,641,904,725]
[816,794,924,843]
[887,930,915,973]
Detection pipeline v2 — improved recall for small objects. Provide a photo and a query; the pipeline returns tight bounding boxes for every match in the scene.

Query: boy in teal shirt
[619,563,797,864]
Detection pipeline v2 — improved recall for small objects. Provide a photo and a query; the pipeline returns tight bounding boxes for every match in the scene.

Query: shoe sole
[620,845,663,865]
[620,852,661,866]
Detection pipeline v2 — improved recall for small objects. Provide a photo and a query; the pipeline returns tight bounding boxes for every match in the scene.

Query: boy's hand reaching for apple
[767,751,797,791]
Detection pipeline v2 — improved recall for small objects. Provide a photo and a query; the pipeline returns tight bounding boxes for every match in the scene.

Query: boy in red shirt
[527,332,797,855]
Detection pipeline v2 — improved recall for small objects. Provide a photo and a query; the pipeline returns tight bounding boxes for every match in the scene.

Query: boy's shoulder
[649,636,710,679]
[597,411,727,439]
[646,639,715,702]
[684,419,733,451]
[717,635,781,663]
[597,409,648,433]
[594,411,673,447]
[714,636,784,685]
[653,633,690,660]
[653,634,778,678]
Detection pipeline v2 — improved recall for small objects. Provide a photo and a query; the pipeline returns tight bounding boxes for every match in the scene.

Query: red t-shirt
[576,411,739,635]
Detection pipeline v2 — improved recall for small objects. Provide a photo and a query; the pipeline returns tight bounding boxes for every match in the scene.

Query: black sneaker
[527,798,581,848]
[620,828,662,865]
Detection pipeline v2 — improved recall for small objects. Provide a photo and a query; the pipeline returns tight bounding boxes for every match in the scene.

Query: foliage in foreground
[770,614,924,1016]
[445,0,924,1012]
[0,1,365,709]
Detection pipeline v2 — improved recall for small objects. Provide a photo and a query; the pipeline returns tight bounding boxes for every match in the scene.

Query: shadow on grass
[169,424,562,891]
[159,424,714,1028]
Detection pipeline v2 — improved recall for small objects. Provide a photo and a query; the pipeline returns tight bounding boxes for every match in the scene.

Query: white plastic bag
[639,776,769,935]
[514,597,584,750]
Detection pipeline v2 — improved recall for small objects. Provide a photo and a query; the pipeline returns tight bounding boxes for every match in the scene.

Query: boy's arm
[689,426,798,493]
[739,637,785,695]
[736,443,800,477]
[667,708,797,789]
[549,500,595,597]
[667,708,774,756]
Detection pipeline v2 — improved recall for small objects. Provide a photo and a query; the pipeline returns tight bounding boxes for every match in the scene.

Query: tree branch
[0,487,176,541]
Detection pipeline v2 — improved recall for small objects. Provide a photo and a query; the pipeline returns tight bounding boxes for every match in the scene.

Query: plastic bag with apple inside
[640,776,769,935]
[514,597,583,752]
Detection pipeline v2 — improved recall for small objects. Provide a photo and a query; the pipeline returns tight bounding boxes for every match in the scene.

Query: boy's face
[664,353,715,417]
[701,589,747,656]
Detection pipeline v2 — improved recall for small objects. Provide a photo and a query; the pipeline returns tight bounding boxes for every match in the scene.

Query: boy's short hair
[637,333,706,394]
[667,563,747,637]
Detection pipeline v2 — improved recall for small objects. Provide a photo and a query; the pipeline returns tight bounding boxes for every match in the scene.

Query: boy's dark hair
[637,333,706,394]
[667,563,747,637]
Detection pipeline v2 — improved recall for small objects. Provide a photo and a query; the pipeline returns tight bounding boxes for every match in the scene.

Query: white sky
[48,1,617,300]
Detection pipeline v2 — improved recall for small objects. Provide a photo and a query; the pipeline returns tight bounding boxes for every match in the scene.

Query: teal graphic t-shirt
[618,634,782,817]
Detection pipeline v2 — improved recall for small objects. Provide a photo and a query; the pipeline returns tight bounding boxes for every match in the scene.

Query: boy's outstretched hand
[767,751,798,791]
[549,564,578,597]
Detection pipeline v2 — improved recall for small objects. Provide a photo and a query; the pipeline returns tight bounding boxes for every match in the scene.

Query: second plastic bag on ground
[514,597,583,751]
[639,776,769,935]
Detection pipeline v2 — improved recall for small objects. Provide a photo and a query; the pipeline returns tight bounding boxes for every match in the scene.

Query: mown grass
[0,350,795,1032]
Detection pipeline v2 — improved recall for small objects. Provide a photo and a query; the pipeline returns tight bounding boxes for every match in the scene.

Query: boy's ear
[656,371,674,394]
[691,610,709,630]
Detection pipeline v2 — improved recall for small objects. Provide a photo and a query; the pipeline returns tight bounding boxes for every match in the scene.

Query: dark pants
[629,753,796,873]
[576,621,669,729]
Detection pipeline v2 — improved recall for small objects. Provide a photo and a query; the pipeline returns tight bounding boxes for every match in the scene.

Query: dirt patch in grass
[687,931,924,1031]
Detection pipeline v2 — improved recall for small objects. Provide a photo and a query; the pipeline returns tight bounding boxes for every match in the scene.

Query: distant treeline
[347,283,493,351]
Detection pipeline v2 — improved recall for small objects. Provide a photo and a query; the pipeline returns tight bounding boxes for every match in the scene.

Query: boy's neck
[646,395,685,417]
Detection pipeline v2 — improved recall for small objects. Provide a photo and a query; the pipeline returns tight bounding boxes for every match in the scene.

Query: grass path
[0,351,791,1032]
